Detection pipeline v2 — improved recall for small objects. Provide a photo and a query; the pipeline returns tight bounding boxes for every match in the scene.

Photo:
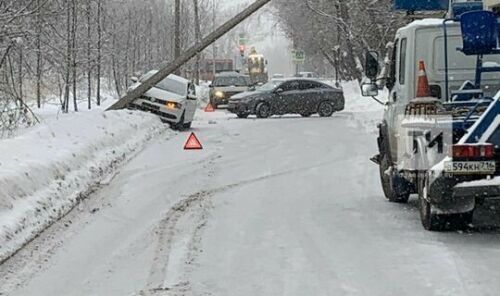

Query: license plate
[444,161,496,174]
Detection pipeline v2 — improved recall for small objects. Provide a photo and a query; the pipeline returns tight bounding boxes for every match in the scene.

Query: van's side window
[399,38,407,85]
[387,39,398,90]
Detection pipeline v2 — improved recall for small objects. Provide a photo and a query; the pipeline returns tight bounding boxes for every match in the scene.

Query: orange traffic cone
[416,60,431,98]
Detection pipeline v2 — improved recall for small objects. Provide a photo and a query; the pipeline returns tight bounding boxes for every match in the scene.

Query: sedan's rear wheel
[318,101,335,117]
[300,113,312,117]
[256,102,271,119]
[237,113,249,119]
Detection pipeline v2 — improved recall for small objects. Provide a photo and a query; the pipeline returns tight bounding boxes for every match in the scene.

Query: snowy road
[2,111,500,296]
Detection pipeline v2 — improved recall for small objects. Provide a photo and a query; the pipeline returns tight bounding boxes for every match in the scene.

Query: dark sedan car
[227,79,344,119]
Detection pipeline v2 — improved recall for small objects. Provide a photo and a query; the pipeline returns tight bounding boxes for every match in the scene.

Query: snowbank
[0,110,165,262]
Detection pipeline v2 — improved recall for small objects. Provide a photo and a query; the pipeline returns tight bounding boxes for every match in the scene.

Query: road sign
[291,49,305,64]
[239,33,249,46]
[184,133,203,150]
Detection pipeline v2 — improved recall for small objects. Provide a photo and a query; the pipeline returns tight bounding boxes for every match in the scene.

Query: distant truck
[199,59,234,82]
[361,3,500,230]
[247,48,269,85]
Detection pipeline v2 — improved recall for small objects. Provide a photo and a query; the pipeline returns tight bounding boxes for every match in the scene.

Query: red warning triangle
[184,132,203,150]
[204,103,215,112]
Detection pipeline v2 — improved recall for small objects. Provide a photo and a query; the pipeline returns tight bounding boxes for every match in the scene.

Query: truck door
[386,38,409,163]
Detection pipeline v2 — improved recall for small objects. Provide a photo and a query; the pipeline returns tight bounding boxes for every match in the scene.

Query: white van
[129,71,198,130]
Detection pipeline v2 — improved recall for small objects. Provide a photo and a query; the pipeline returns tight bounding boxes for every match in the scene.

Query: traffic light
[239,45,245,57]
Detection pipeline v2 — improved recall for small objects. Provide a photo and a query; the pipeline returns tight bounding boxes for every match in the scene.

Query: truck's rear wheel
[379,154,410,203]
[418,174,473,231]
[419,192,446,231]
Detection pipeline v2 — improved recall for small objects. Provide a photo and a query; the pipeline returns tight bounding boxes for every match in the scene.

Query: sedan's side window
[281,81,300,92]
[299,81,314,90]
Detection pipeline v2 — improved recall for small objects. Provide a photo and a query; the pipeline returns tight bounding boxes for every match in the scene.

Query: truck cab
[379,19,500,162]
[362,9,500,230]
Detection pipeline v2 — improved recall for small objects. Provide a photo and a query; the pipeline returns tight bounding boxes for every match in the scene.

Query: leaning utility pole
[107,0,271,111]
[193,0,202,84]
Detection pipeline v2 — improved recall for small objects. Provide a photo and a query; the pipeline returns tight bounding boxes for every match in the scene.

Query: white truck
[361,5,500,230]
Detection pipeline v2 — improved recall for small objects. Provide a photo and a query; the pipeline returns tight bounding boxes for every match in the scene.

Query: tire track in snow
[137,160,342,296]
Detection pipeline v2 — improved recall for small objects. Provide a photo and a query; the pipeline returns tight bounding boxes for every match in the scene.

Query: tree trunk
[18,45,23,103]
[174,0,181,75]
[35,0,42,108]
[72,0,78,112]
[63,0,71,113]
[96,0,102,106]
[125,8,131,90]
[87,0,92,110]
[111,22,122,97]
[337,0,362,82]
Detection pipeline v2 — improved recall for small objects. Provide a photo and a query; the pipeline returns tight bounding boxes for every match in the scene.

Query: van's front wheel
[379,154,410,203]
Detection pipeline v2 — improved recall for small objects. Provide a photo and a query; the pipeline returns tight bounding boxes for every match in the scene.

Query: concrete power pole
[107,0,272,111]
[212,0,217,78]
[193,0,202,84]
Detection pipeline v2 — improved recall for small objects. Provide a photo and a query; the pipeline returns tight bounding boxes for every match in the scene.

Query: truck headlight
[215,91,225,98]
[166,101,182,110]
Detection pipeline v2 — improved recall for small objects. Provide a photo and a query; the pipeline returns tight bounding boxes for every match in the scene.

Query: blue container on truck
[394,0,448,11]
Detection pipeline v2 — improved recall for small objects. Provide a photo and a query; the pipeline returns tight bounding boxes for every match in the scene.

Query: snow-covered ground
[0,105,166,263]
[2,83,500,296]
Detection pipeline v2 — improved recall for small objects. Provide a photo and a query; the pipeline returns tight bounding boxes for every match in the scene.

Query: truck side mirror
[131,76,139,83]
[365,51,379,80]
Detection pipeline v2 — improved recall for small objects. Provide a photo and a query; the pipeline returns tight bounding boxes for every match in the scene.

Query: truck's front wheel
[379,154,410,203]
